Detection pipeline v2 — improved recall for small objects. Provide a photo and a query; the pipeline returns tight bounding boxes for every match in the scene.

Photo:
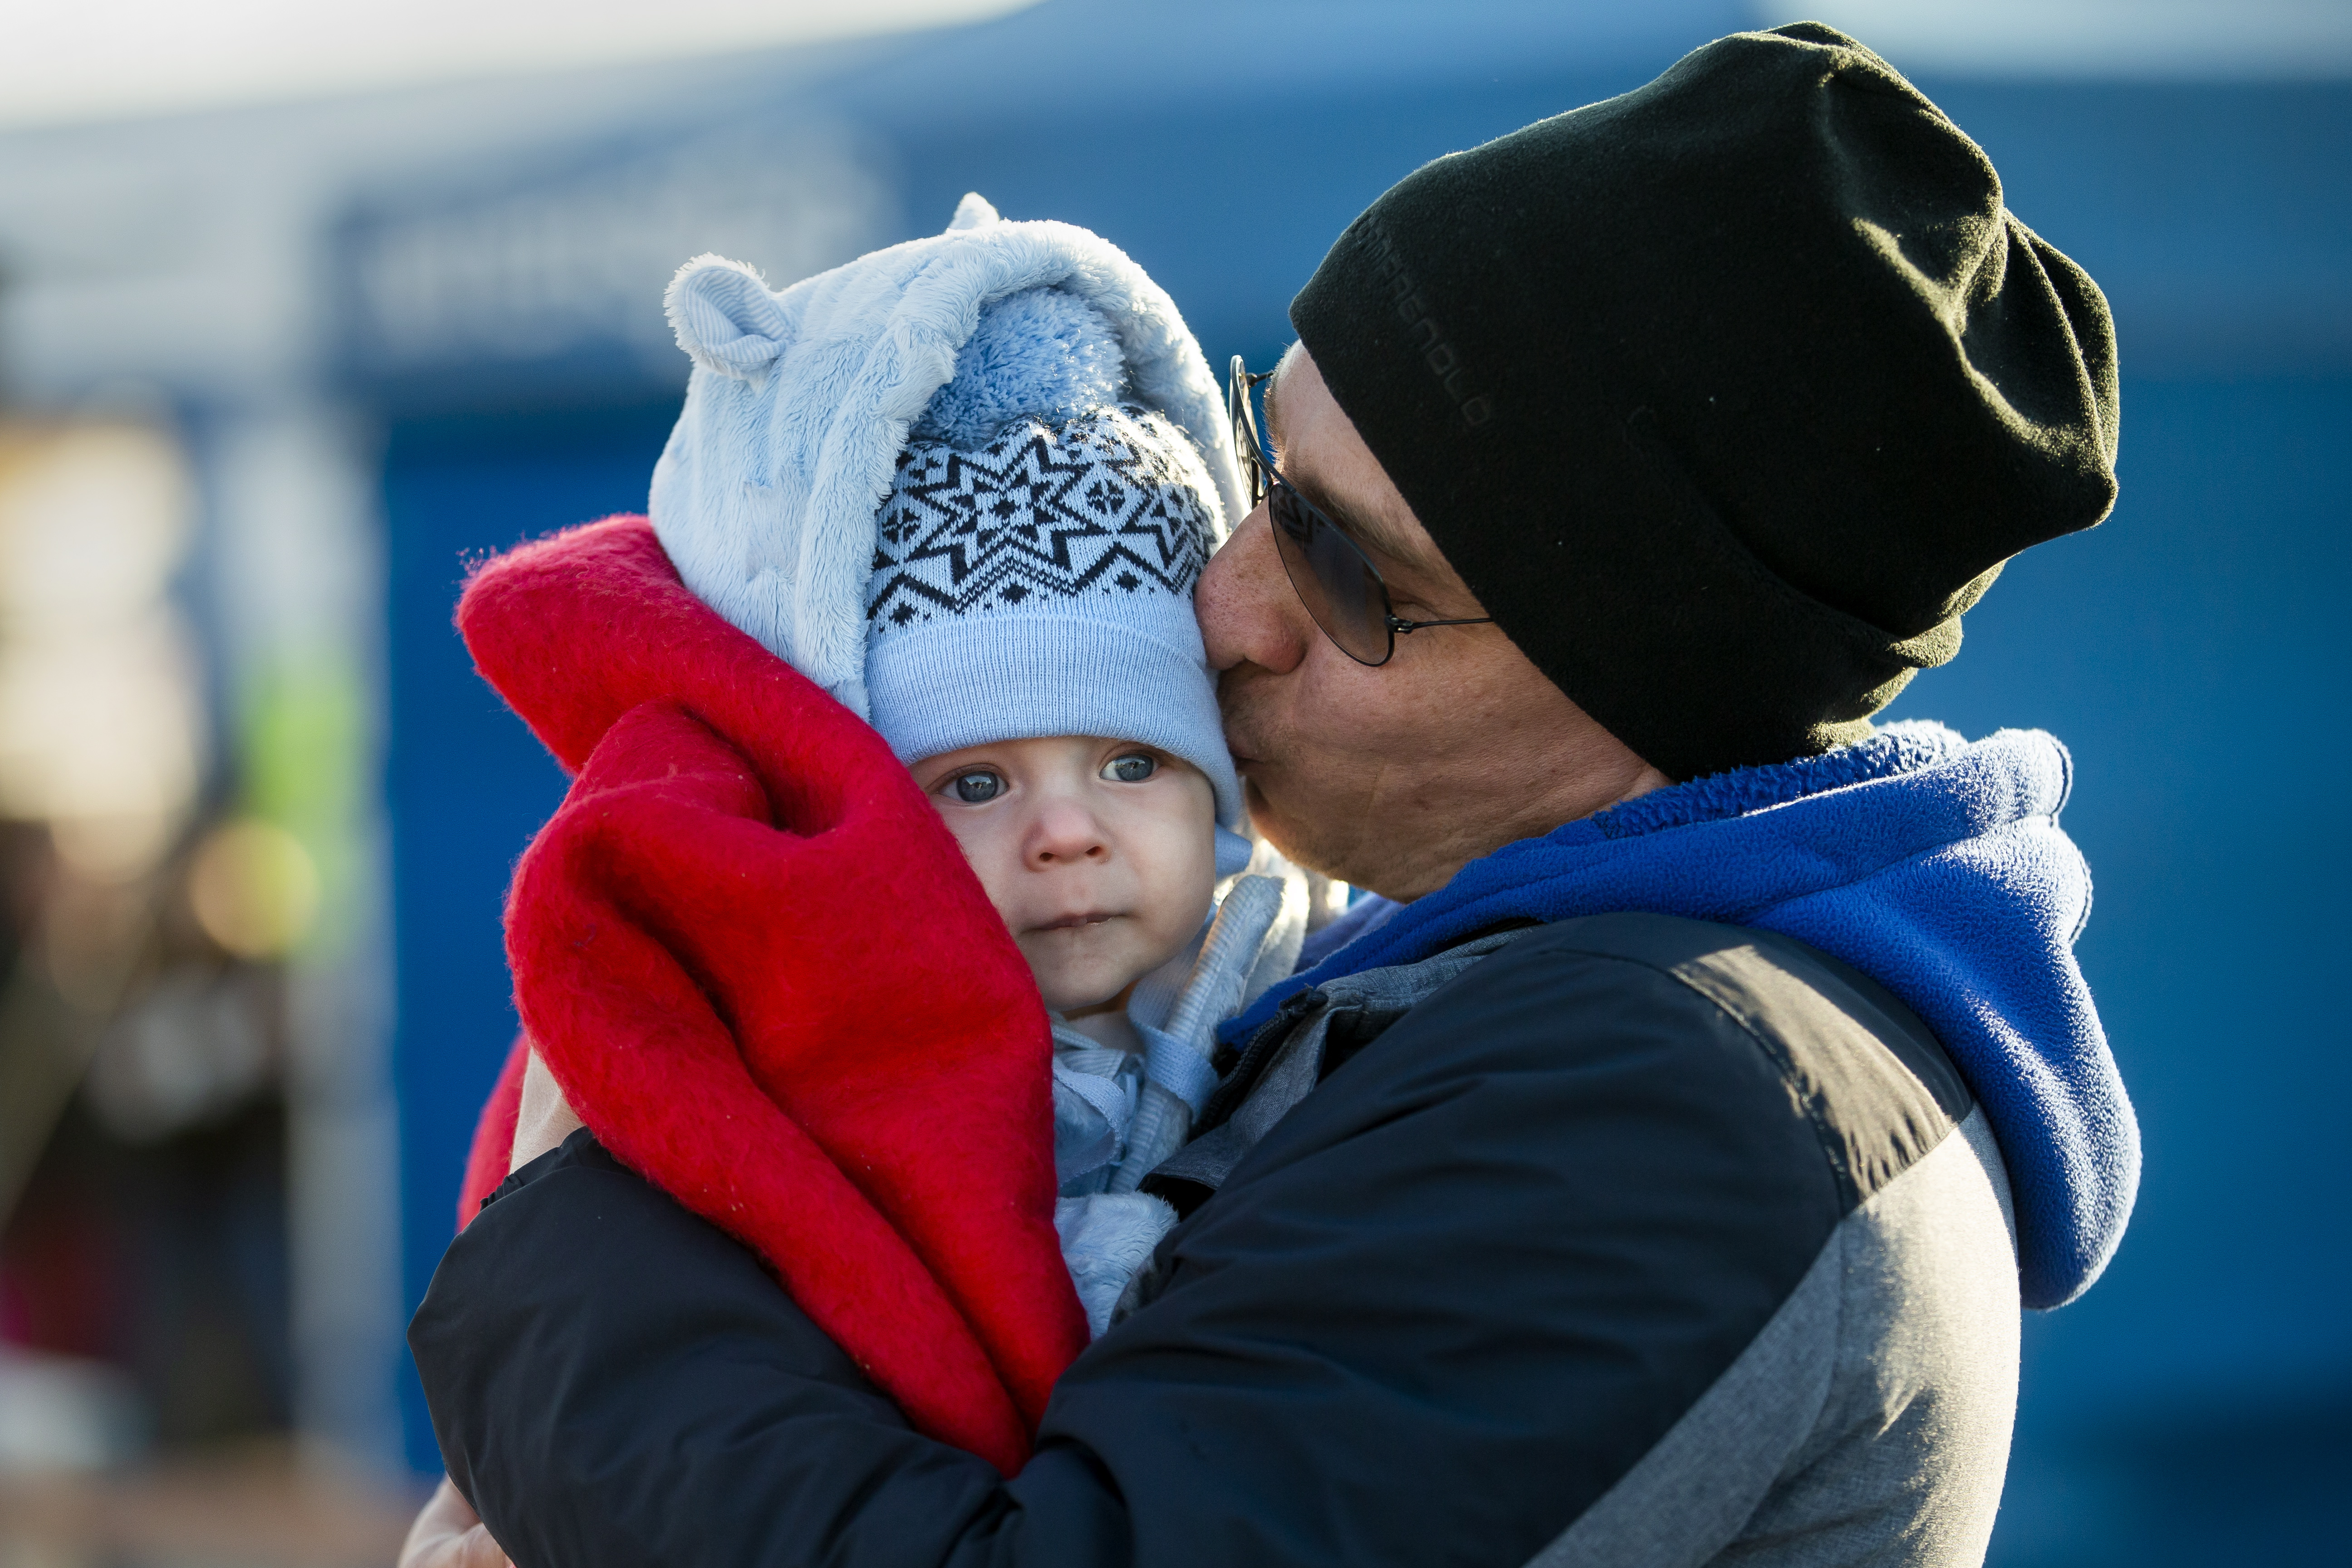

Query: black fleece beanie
[1290,22,2119,781]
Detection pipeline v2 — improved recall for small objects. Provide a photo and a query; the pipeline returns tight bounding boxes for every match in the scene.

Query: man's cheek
[1242,774,1309,839]
[1220,681,1299,766]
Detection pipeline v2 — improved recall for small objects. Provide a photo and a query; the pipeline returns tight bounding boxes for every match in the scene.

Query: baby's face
[914,736,1217,1014]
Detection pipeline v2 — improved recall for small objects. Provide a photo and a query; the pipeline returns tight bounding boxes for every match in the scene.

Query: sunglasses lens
[1269,483,1392,664]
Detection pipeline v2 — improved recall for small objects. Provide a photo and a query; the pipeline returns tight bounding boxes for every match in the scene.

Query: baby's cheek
[930,804,1025,930]
[1137,853,1218,973]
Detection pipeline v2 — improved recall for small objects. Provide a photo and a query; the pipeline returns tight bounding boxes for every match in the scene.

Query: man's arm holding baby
[392,1052,582,1568]
[418,1130,1073,1568]
[409,932,1848,1568]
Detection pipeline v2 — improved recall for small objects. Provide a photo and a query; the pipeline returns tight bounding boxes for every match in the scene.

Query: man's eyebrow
[1284,465,1445,581]
[1264,353,1450,583]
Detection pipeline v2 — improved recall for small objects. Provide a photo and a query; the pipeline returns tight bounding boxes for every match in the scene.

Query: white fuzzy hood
[649,193,1246,717]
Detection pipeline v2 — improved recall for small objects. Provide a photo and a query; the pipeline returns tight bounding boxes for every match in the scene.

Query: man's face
[1196,345,1665,901]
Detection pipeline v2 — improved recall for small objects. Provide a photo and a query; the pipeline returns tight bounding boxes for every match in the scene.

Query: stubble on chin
[1224,680,1360,885]
[1240,770,1372,888]
[1221,671,1387,887]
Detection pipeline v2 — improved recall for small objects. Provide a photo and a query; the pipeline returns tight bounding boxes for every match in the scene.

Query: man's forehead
[1264,343,1367,501]
[1264,344,1454,586]
[1263,341,1308,443]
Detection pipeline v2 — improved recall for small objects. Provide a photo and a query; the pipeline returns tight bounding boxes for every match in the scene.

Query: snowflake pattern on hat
[867,405,1214,636]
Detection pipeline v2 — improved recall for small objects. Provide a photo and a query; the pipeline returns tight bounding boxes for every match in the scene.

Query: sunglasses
[1228,355,1492,667]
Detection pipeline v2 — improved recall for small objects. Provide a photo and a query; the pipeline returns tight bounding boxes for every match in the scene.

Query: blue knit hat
[867,313,1240,838]
[650,195,1248,841]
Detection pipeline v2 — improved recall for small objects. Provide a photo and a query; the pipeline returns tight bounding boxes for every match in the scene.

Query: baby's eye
[951,770,1004,804]
[1103,753,1158,784]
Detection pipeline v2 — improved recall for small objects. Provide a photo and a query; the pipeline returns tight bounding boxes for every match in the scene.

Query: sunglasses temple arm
[1391,615,1498,633]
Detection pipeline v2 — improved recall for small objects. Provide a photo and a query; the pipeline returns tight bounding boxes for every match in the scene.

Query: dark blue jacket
[410,721,2131,1566]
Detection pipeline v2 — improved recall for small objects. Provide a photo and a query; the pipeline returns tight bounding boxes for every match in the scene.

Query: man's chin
[1242,776,1363,887]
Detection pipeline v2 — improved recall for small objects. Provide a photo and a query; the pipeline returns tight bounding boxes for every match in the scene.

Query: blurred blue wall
[1869,78,2351,1563]
[382,400,665,1263]
[363,5,2349,1558]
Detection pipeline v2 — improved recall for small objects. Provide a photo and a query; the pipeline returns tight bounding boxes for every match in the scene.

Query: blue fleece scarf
[1227,721,2138,1311]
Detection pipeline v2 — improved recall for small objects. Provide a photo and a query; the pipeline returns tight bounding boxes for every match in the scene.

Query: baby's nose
[1028,801,1110,865]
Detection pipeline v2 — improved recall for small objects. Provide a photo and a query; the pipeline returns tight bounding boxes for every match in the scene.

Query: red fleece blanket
[447,514,1086,1475]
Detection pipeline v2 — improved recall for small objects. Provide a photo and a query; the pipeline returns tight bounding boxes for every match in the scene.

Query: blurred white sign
[348,120,896,376]
[0,424,205,880]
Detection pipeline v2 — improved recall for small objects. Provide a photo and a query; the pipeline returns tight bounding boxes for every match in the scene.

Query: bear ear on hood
[666,255,791,382]
[946,191,1001,231]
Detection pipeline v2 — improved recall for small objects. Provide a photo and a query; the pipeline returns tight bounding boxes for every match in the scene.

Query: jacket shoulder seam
[1483,935,1874,1211]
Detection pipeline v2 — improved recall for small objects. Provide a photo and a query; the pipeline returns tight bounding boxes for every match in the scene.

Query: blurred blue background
[0,2,2342,1561]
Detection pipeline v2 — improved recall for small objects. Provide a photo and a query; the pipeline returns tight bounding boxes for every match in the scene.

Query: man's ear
[665,255,791,382]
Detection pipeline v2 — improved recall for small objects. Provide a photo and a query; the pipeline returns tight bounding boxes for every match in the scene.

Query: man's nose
[1026,797,1111,866]
[1197,504,1310,676]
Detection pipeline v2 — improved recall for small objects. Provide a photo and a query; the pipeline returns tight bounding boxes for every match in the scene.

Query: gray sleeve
[1531,1109,2018,1568]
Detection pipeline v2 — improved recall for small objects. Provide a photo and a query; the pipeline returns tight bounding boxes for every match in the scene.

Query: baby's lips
[1028,909,1125,935]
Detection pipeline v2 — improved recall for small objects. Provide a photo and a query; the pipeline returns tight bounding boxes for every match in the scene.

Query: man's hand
[511,1049,585,1172]
[401,1477,512,1568]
